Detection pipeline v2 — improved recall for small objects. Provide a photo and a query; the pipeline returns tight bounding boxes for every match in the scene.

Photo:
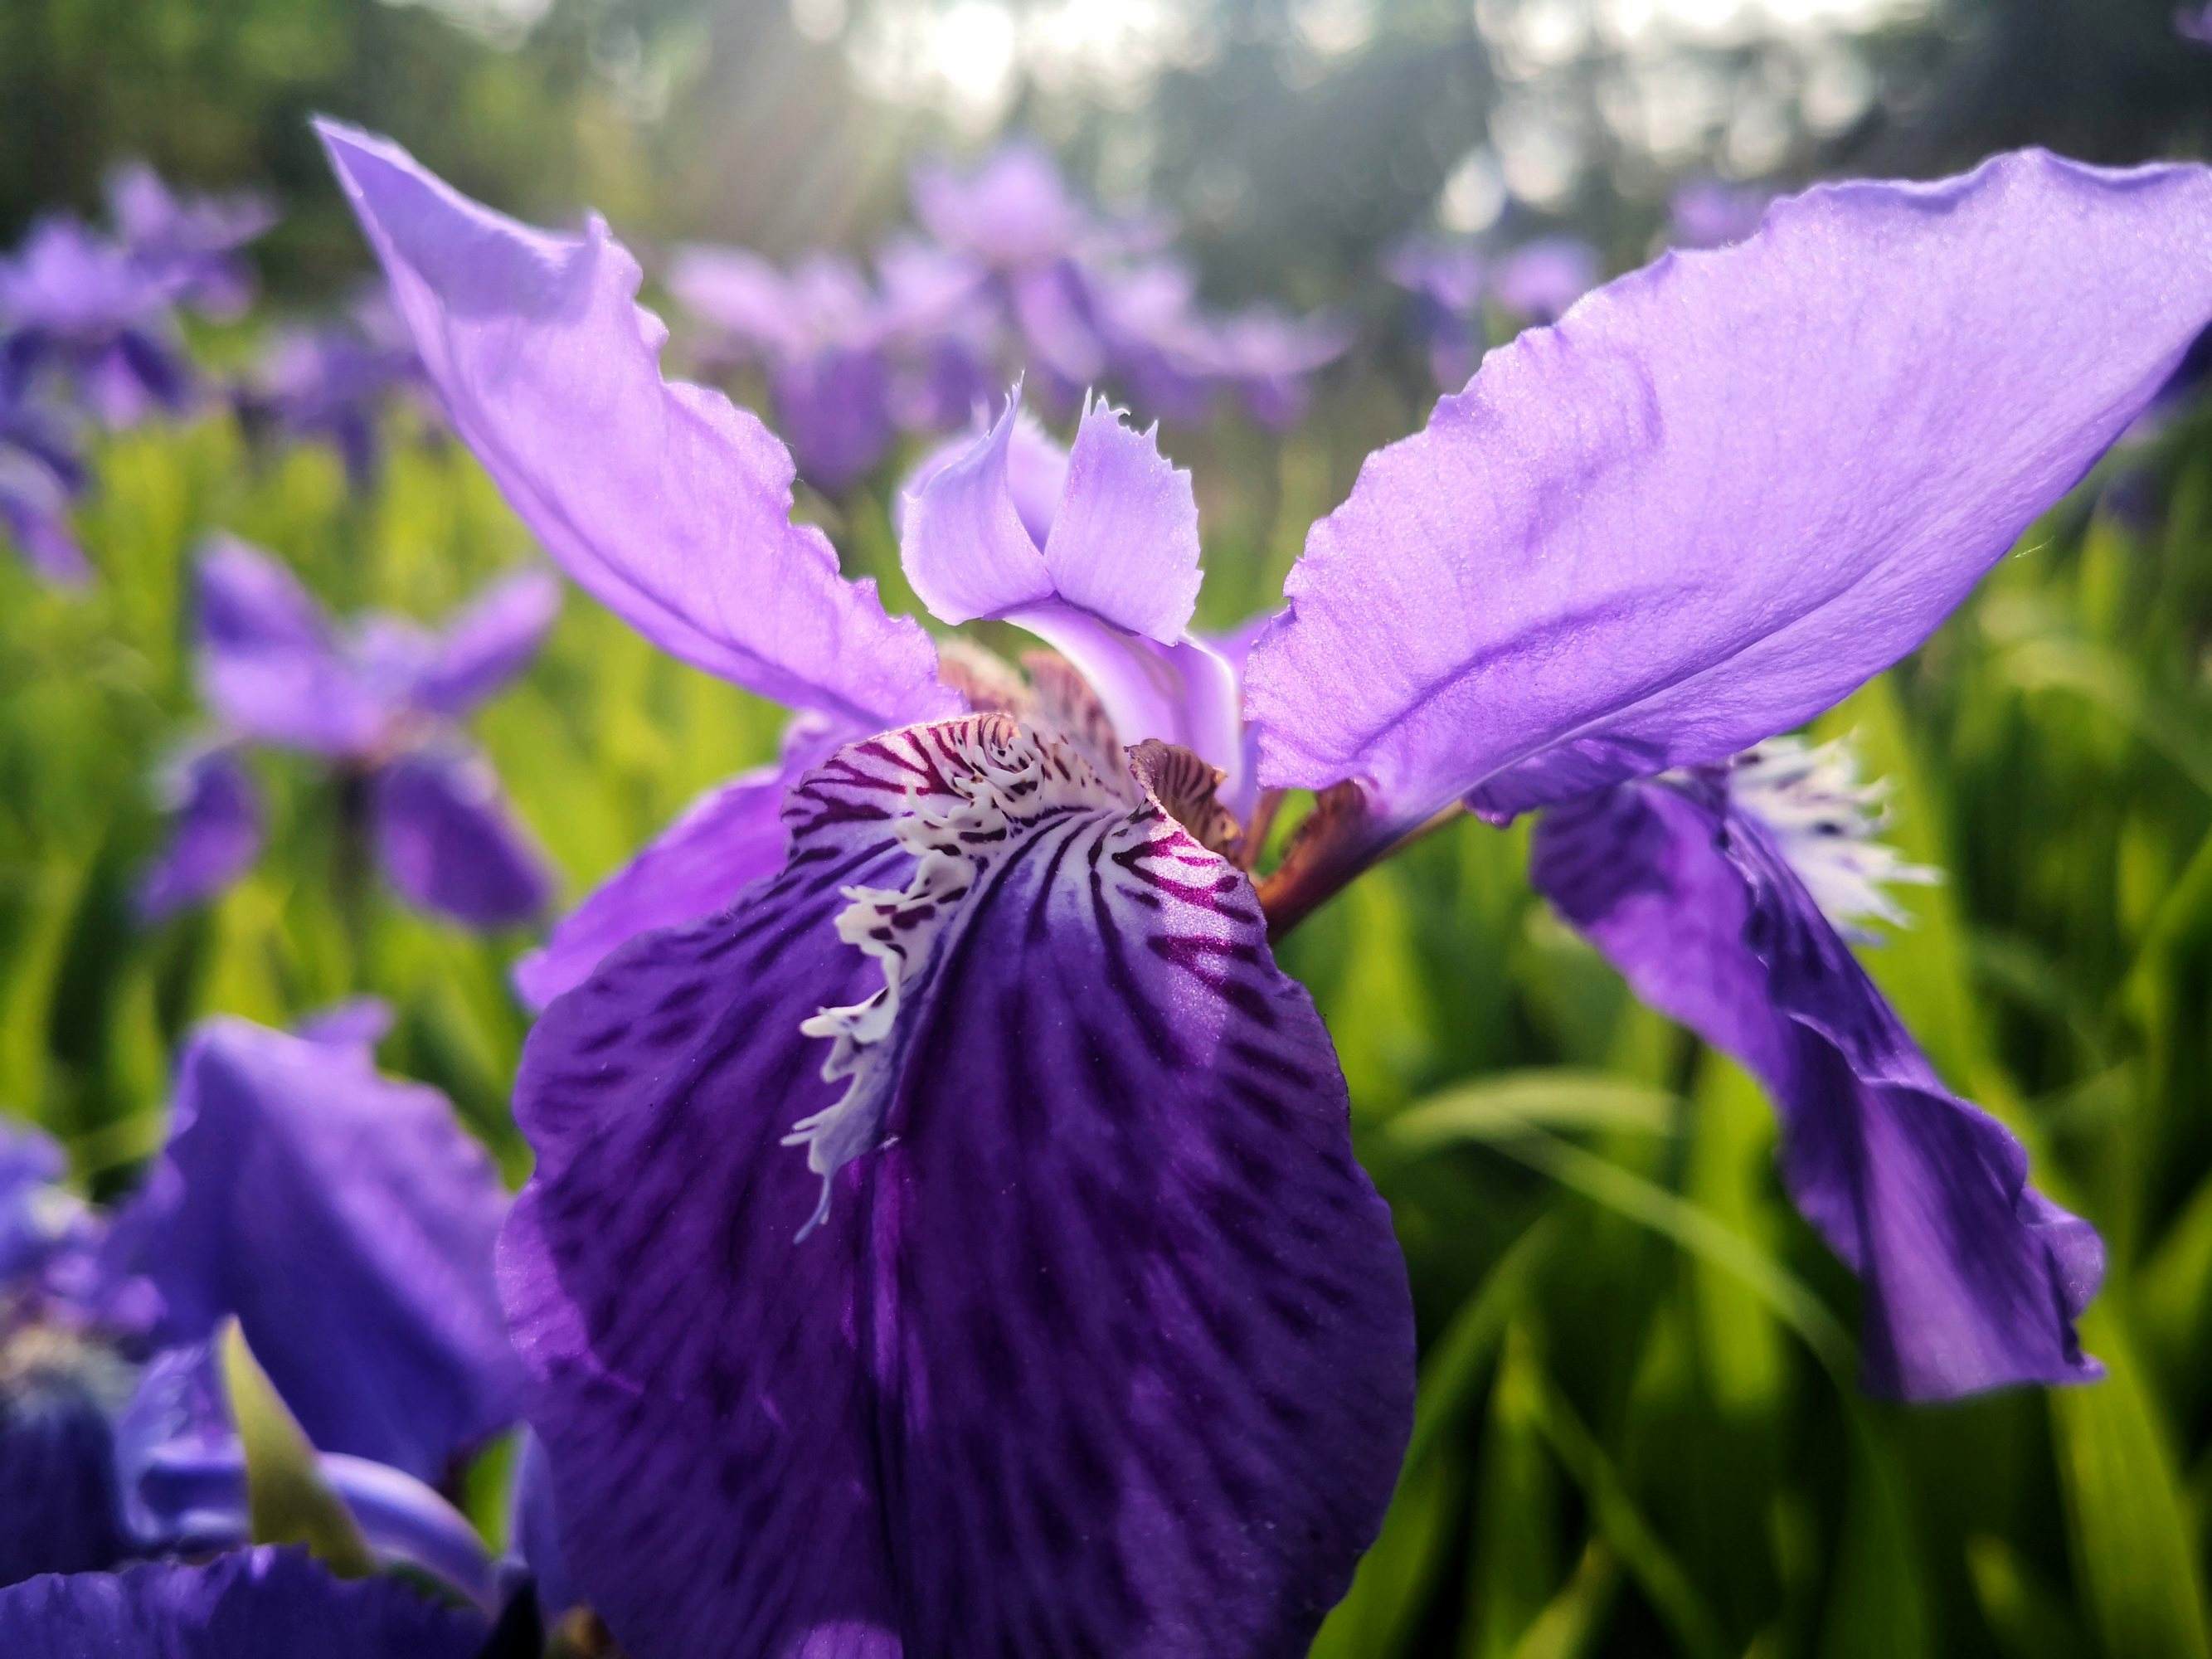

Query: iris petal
[1247,151,2212,835]
[1532,779,2101,1399]
[317,120,954,732]
[0,1549,486,1657]
[109,1018,521,1481]
[372,745,552,929]
[503,715,1413,1658]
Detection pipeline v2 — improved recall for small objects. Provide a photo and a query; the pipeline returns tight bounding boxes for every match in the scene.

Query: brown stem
[1257,790,1465,942]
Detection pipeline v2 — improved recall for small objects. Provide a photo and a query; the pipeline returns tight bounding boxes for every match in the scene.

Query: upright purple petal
[372,746,552,930]
[134,746,265,922]
[1532,778,2101,1398]
[1247,152,2212,836]
[510,717,844,1010]
[503,717,1413,1658]
[194,537,386,757]
[0,1549,486,1657]
[317,120,954,731]
[109,1017,521,1481]
[410,567,560,717]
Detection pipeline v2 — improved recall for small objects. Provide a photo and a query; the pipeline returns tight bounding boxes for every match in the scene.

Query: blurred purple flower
[105,162,274,321]
[0,1010,518,1606]
[0,217,192,427]
[1384,233,1487,387]
[0,388,90,585]
[1489,234,1601,324]
[2179,3,2212,43]
[325,119,2212,1649]
[1668,178,1772,249]
[136,538,557,929]
[1189,305,1351,429]
[666,248,900,493]
[236,289,428,490]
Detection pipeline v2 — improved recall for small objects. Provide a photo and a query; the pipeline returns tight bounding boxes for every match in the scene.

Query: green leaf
[1390,1071,1680,1148]
[218,1320,377,1578]
[2051,1311,2211,1659]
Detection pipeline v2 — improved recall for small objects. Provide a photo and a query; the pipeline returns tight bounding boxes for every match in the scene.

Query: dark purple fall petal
[133,747,265,922]
[318,120,955,732]
[372,746,552,929]
[0,1549,486,1658]
[1531,780,2102,1399]
[1247,152,2212,837]
[503,716,1414,1657]
[108,1018,521,1481]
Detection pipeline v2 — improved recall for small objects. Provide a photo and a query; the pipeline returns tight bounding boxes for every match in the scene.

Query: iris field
[5,256,2210,1652]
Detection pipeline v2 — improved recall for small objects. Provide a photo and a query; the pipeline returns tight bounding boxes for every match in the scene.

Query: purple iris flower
[0,1548,488,1657]
[1488,233,1602,324]
[1668,178,1772,250]
[0,216,192,427]
[666,247,902,494]
[236,290,429,490]
[135,537,557,929]
[0,1011,519,1613]
[0,386,90,585]
[1189,305,1352,430]
[327,121,1411,1657]
[323,118,2212,1652]
[2180,3,2212,43]
[105,162,275,322]
[1383,234,1488,388]
[911,141,1123,392]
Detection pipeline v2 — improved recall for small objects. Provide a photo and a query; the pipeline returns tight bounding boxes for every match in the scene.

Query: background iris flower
[135,536,559,930]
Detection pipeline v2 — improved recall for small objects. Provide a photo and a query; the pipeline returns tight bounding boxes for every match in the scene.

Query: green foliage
[6,386,2212,1656]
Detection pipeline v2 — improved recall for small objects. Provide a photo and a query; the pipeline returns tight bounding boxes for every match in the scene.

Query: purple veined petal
[0,1548,487,1657]
[318,120,955,732]
[372,744,552,930]
[410,566,561,717]
[1247,151,2212,840]
[105,1017,521,1482]
[502,716,1414,1658]
[114,1343,499,1611]
[195,536,386,757]
[511,716,847,1011]
[1531,777,2101,1399]
[133,745,265,923]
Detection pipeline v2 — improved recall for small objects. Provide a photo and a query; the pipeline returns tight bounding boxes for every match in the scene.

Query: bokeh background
[7,0,2212,1653]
